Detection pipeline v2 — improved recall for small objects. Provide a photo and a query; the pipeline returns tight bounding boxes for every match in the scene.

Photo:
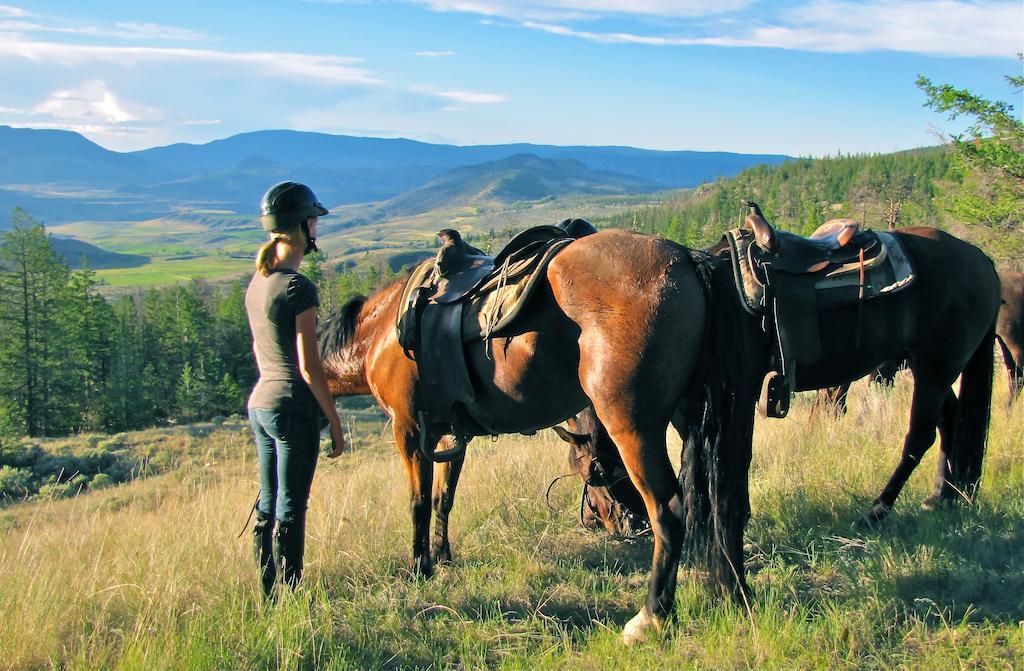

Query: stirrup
[758,370,790,418]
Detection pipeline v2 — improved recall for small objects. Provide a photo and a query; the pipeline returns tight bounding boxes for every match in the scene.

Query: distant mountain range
[0,126,791,227]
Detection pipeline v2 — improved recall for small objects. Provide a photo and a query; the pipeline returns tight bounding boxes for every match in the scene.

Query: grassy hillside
[1,375,1021,669]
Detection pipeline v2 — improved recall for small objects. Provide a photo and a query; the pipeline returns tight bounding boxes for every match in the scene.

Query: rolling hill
[372,153,662,219]
[0,126,791,226]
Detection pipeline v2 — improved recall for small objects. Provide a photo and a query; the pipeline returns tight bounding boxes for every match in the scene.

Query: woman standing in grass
[246,181,346,598]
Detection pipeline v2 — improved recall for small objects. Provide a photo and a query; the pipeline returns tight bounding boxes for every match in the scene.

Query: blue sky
[0,1,1019,155]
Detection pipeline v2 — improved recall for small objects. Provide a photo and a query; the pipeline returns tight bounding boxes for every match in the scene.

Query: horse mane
[318,295,367,360]
[317,270,416,360]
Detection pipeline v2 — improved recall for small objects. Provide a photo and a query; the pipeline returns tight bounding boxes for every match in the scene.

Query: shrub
[90,473,115,490]
[37,481,76,500]
[0,466,33,500]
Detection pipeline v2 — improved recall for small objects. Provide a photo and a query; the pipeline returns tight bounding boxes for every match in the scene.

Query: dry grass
[1,374,1022,670]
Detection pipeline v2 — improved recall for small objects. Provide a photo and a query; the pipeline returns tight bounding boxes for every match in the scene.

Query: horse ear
[553,425,589,446]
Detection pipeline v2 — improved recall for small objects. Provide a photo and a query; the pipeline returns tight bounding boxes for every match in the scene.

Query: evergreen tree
[0,209,76,435]
[917,57,1024,260]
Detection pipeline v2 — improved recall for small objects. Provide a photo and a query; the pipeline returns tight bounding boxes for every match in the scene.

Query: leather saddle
[396,218,597,456]
[723,201,914,418]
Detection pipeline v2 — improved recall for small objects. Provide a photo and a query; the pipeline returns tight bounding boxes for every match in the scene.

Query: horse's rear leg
[431,449,466,564]
[866,382,953,522]
[394,420,437,577]
[811,383,850,418]
[595,417,682,645]
[922,390,964,510]
[997,336,1023,406]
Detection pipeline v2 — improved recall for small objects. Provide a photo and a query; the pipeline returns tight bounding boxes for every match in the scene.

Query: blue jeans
[250,407,319,523]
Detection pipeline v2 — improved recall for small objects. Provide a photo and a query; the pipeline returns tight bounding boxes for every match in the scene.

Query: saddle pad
[813,232,915,306]
[462,238,573,340]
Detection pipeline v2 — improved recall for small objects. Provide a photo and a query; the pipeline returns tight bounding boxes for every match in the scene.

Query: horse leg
[596,417,682,645]
[394,420,437,577]
[431,446,466,564]
[811,383,849,418]
[865,381,952,523]
[996,336,1023,406]
[922,390,963,510]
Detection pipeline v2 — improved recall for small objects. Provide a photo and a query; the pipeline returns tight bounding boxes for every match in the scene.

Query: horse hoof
[410,558,434,580]
[622,608,664,646]
[431,545,453,565]
[858,502,891,529]
[920,495,955,511]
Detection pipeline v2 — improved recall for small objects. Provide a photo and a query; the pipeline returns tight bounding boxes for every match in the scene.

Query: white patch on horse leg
[622,607,664,646]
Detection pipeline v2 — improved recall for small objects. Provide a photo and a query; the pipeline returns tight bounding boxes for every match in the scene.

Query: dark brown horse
[816,270,1022,416]
[566,221,1001,531]
[720,212,999,521]
[318,230,763,644]
[996,271,1024,404]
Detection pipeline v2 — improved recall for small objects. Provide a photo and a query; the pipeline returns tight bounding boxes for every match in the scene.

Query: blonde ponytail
[255,232,299,276]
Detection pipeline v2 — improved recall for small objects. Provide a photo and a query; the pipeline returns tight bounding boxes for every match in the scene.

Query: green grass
[94,256,256,286]
[1,375,1022,669]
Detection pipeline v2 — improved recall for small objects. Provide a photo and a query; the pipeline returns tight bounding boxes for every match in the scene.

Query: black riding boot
[274,517,306,589]
[252,511,276,598]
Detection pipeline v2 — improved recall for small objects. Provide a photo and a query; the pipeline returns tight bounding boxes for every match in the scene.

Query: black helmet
[259,181,329,232]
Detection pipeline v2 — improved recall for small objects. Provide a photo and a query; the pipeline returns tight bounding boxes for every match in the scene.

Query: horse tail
[679,252,764,602]
[947,324,996,501]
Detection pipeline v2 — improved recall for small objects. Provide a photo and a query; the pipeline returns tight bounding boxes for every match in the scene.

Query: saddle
[724,201,915,418]
[396,219,597,455]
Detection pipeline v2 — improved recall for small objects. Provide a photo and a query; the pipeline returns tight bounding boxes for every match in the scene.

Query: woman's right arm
[295,306,346,457]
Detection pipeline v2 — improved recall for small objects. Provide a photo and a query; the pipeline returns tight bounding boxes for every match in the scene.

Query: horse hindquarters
[547,232,707,641]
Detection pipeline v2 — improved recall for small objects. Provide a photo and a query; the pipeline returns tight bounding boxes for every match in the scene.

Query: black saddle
[727,201,913,418]
[744,201,874,274]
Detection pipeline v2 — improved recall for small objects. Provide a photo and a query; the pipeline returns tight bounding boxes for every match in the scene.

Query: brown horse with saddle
[318,220,764,644]
[563,204,1002,533]
[316,204,999,643]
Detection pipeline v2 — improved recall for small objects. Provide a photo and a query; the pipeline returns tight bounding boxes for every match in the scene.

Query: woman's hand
[324,418,347,458]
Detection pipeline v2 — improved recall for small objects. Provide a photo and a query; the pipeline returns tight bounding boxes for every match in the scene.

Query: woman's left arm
[296,307,346,457]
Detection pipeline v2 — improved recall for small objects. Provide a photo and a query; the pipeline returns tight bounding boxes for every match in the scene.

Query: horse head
[553,411,650,537]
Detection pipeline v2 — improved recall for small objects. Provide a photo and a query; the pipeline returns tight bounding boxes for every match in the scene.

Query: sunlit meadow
[1,373,1021,670]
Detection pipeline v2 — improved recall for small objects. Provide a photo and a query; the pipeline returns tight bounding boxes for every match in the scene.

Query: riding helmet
[259,181,329,232]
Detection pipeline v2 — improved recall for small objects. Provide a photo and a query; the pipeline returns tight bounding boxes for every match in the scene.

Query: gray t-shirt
[245,269,320,416]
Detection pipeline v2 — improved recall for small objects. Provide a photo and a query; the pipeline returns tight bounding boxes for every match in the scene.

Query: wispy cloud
[0,37,384,85]
[0,8,207,41]
[415,50,456,57]
[2,79,220,149]
[0,4,29,18]
[106,22,208,41]
[32,80,147,124]
[410,84,507,103]
[409,1,749,21]
[412,0,1022,57]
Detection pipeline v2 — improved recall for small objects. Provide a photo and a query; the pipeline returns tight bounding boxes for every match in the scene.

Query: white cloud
[415,50,456,57]
[520,0,1023,57]
[0,5,29,18]
[106,22,208,41]
[0,37,384,85]
[0,9,206,41]
[32,80,151,124]
[409,84,507,103]
[410,0,749,20]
